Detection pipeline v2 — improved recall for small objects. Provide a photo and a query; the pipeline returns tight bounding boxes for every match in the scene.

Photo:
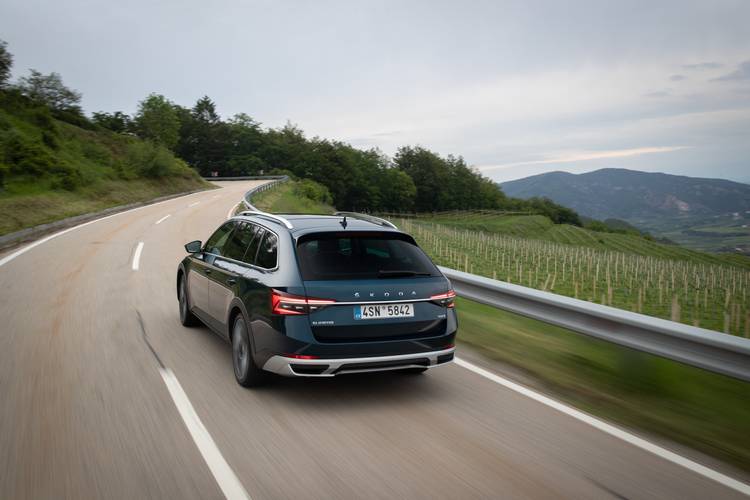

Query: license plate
[354,303,414,320]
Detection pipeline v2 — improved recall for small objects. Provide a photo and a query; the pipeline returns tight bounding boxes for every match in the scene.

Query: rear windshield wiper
[377,270,432,278]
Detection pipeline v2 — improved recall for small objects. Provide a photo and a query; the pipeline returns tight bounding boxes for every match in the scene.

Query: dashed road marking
[132,242,144,271]
[155,214,171,225]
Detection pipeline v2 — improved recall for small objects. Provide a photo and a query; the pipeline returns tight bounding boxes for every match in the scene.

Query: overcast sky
[2,0,749,183]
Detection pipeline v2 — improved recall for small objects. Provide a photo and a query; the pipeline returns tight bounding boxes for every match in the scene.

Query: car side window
[242,224,263,264]
[222,222,256,262]
[204,222,235,256]
[255,230,278,269]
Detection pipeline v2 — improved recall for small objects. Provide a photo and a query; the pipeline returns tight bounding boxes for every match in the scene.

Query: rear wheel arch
[227,300,253,348]
[176,268,185,297]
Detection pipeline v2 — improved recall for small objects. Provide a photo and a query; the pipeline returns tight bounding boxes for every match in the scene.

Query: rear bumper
[262,347,456,377]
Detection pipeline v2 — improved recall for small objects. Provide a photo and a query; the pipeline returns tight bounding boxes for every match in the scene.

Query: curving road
[1,180,748,499]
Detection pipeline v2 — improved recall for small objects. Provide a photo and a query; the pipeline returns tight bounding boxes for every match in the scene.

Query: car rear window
[296,232,439,281]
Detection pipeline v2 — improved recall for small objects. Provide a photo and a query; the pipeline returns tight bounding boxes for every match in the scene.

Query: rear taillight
[430,290,456,308]
[270,289,336,315]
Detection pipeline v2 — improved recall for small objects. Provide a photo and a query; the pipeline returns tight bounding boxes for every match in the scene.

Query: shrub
[294,179,332,205]
[30,106,56,131]
[0,161,8,189]
[1,129,56,175]
[51,108,95,130]
[48,161,83,190]
[41,130,59,150]
[125,140,179,178]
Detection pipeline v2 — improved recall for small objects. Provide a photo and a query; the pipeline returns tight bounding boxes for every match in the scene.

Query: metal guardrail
[203,175,288,182]
[240,176,289,210]
[203,175,290,212]
[440,266,750,382]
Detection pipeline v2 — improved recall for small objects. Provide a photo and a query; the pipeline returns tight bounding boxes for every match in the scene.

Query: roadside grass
[0,176,211,235]
[252,180,334,214]
[455,296,750,471]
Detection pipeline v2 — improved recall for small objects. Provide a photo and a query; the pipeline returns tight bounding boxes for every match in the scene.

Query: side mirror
[184,240,202,253]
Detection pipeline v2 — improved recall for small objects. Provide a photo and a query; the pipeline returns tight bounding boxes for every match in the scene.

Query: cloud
[713,60,750,81]
[643,90,671,98]
[478,146,689,172]
[669,74,686,81]
[682,62,724,70]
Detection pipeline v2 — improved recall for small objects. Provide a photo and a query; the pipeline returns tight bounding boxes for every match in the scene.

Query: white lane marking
[188,201,201,207]
[455,357,750,496]
[212,194,220,199]
[159,368,250,500]
[0,190,208,268]
[132,242,144,271]
[155,214,171,225]
[227,202,240,220]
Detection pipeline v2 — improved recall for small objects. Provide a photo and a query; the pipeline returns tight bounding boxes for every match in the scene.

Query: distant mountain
[500,168,750,220]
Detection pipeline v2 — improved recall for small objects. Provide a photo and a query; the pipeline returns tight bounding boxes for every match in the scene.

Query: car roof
[232,213,403,237]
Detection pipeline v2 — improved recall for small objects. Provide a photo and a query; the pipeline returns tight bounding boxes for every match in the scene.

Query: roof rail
[237,210,294,229]
[333,212,398,229]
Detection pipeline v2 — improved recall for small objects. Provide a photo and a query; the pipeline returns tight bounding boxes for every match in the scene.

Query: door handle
[227,278,237,285]
[205,269,212,275]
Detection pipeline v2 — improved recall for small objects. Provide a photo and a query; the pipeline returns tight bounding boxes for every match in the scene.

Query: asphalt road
[1,180,748,499]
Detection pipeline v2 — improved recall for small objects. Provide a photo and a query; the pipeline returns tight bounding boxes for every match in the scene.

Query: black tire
[179,275,200,327]
[231,314,266,387]
[401,367,429,375]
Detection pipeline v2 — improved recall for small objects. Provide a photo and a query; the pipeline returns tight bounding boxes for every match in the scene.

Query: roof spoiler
[333,212,398,229]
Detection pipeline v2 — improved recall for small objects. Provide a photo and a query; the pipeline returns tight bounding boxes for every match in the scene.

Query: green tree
[16,70,82,112]
[134,94,180,149]
[192,95,220,124]
[174,96,230,174]
[379,168,416,211]
[0,39,12,88]
[394,146,451,211]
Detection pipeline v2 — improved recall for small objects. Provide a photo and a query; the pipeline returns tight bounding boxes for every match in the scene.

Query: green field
[0,96,210,236]
[251,179,334,215]
[456,297,750,471]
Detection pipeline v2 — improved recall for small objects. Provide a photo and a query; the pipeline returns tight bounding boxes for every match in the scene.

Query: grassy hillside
[0,91,210,236]
[251,179,334,214]
[407,211,747,268]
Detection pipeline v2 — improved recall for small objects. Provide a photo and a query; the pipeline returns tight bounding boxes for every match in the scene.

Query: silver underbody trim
[262,347,455,377]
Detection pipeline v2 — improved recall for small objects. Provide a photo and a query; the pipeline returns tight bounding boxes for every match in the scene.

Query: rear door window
[222,222,257,262]
[255,230,278,269]
[296,233,439,280]
[204,222,235,256]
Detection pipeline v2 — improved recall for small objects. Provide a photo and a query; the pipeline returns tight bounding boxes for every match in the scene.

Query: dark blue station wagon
[177,211,457,387]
